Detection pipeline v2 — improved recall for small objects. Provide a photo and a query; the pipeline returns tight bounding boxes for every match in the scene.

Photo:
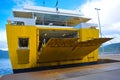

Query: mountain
[99,43,120,54]
[0,50,9,59]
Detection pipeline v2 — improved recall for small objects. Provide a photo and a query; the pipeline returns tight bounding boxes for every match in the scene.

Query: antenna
[55,0,59,12]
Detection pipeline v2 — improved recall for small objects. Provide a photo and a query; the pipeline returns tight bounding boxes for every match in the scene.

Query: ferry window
[14,21,24,25]
[18,38,29,48]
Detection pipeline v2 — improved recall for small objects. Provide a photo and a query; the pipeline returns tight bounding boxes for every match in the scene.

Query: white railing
[9,17,35,26]
[75,23,98,29]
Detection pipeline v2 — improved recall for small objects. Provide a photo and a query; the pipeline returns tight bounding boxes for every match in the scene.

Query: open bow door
[38,38,112,63]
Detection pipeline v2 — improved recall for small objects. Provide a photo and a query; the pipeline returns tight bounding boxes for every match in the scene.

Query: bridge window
[14,21,24,25]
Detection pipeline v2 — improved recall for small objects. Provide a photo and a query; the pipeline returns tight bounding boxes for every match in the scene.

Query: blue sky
[0,0,120,50]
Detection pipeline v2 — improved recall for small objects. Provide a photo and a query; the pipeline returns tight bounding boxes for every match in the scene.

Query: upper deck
[8,6,97,28]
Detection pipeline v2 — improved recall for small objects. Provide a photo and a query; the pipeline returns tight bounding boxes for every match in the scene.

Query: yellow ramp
[38,38,112,63]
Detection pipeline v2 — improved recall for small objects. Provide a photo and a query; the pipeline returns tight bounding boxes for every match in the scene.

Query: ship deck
[1,54,120,80]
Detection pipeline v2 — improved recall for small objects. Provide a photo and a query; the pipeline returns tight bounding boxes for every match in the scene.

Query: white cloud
[13,0,36,8]
[77,0,120,44]
[0,30,8,50]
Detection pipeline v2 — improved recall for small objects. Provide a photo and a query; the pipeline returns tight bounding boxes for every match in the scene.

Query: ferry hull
[6,24,112,73]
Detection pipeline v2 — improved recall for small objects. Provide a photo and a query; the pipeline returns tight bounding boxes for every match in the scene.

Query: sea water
[0,58,13,76]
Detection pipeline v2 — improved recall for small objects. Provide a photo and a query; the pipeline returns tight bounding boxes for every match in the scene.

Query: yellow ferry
[6,5,111,73]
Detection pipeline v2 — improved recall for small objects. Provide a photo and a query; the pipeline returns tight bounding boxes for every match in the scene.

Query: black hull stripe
[13,61,97,73]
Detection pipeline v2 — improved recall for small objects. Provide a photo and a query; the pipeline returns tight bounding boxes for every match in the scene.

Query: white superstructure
[9,5,97,28]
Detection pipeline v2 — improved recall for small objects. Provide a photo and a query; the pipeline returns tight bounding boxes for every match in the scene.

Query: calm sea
[0,58,13,76]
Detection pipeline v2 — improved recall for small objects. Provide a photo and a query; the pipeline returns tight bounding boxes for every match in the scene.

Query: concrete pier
[1,54,120,80]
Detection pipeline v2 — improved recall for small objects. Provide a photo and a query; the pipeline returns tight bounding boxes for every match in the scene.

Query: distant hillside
[0,50,9,59]
[99,43,120,54]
